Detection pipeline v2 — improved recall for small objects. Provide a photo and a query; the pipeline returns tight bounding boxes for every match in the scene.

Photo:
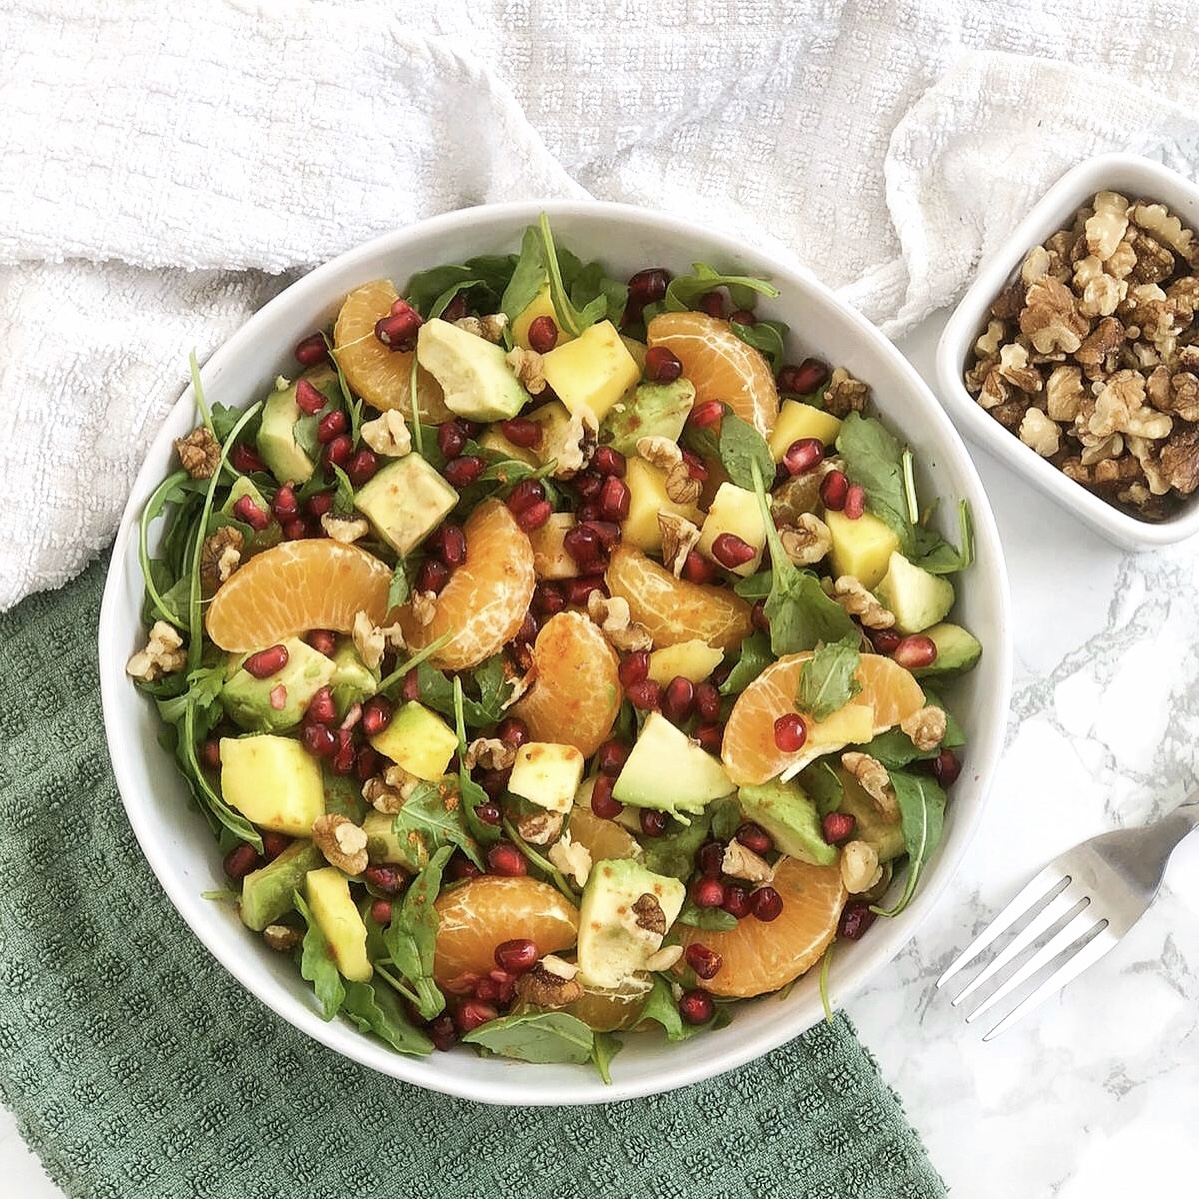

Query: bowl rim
[99,197,1013,1104]
[935,151,1199,551]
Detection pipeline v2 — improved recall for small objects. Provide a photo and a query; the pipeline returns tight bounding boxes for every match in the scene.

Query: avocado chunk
[256,365,339,485]
[600,379,695,454]
[220,734,325,836]
[368,700,458,780]
[305,866,373,982]
[737,778,837,866]
[508,742,585,814]
[874,551,955,635]
[576,858,686,989]
[912,622,982,677]
[354,454,458,556]
[222,637,336,733]
[239,839,324,931]
[836,768,904,861]
[416,317,529,422]
[611,711,734,817]
[363,809,426,872]
[329,641,380,708]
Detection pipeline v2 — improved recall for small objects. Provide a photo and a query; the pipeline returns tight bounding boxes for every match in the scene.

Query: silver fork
[937,796,1199,1040]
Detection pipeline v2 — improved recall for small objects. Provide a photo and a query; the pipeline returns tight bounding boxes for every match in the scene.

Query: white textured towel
[5,0,1199,608]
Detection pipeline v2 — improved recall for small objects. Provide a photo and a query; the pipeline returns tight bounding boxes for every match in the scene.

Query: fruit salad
[129,217,981,1078]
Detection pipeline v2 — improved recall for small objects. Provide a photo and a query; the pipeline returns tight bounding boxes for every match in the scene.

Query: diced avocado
[368,700,458,780]
[222,637,336,733]
[220,734,325,836]
[874,551,955,635]
[836,768,905,861]
[612,711,734,817]
[256,365,339,485]
[305,866,372,982]
[363,809,427,872]
[912,622,982,677]
[354,454,458,556]
[622,457,704,553]
[825,509,899,590]
[527,513,581,580]
[239,839,324,931]
[768,400,843,460]
[737,779,836,866]
[510,283,576,351]
[697,482,768,577]
[647,640,723,687]
[600,379,696,454]
[540,320,641,425]
[576,858,686,990]
[329,641,380,706]
[416,317,529,422]
[508,742,585,814]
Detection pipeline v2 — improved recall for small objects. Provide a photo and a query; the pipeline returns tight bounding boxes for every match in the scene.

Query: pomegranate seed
[437,421,469,459]
[300,720,336,758]
[443,455,485,487]
[592,447,626,477]
[306,686,337,725]
[870,628,902,654]
[448,853,484,881]
[516,499,552,531]
[662,676,695,723]
[782,438,825,476]
[347,449,378,487]
[512,611,539,646]
[316,410,348,444]
[735,821,773,856]
[295,378,327,415]
[440,294,468,323]
[487,842,527,877]
[773,712,807,752]
[691,876,725,908]
[428,1013,459,1051]
[374,302,422,352]
[575,471,604,500]
[501,417,543,448]
[751,599,770,633]
[526,315,559,354]
[729,309,756,326]
[364,864,406,895]
[590,773,623,819]
[693,722,723,754]
[307,492,334,519]
[370,899,393,925]
[627,268,671,306]
[590,520,621,550]
[595,740,630,777]
[698,290,726,318]
[294,333,330,368]
[694,683,721,722]
[355,745,379,780]
[821,811,856,845]
[711,533,757,570]
[751,885,784,921]
[330,730,357,776]
[476,801,503,825]
[243,644,288,679]
[533,582,566,617]
[838,901,878,941]
[688,399,725,430]
[455,1001,499,1033]
[819,470,849,511]
[697,840,725,877]
[644,345,683,383]
[564,575,606,607]
[777,358,830,395]
[681,449,708,481]
[506,478,547,515]
[626,678,662,711]
[892,635,938,671]
[416,558,451,595]
[223,843,262,881]
[682,550,717,585]
[598,476,631,522]
[576,501,601,524]
[684,943,723,980]
[563,523,605,569]
[494,938,538,974]
[200,739,221,770]
[323,434,352,469]
[361,696,393,737]
[617,650,650,687]
[230,443,266,474]
[473,977,502,1004]
[932,747,962,786]
[843,483,866,520]
[722,884,751,919]
[679,988,715,1025]
[282,518,308,540]
[271,483,298,522]
[639,809,669,838]
[401,668,421,702]
[433,523,467,567]
[232,495,270,532]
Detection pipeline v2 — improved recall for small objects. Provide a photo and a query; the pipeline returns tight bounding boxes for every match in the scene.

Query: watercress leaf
[717,412,774,491]
[834,412,913,552]
[730,318,788,371]
[872,770,946,918]
[211,402,254,444]
[675,901,738,931]
[461,1009,595,1065]
[591,1031,623,1084]
[499,226,547,326]
[796,639,862,722]
[571,261,629,325]
[662,265,780,314]
[718,629,773,696]
[383,844,453,1018]
[388,557,412,610]
[391,780,481,869]
[293,411,325,461]
[416,660,511,728]
[294,891,346,1019]
[537,214,603,338]
[639,974,706,1041]
[342,979,434,1056]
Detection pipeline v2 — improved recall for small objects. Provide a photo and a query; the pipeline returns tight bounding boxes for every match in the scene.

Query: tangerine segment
[566,974,652,1032]
[402,499,536,672]
[567,801,642,864]
[432,875,579,985]
[675,857,846,998]
[332,279,453,422]
[721,652,925,786]
[646,311,779,437]
[509,612,622,757]
[605,545,753,652]
[205,539,393,653]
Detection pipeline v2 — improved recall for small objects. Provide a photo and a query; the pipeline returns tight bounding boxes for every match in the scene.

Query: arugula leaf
[391,779,482,869]
[718,629,772,696]
[416,659,512,728]
[912,500,974,576]
[324,334,363,444]
[658,263,780,315]
[342,979,434,1056]
[675,901,738,931]
[640,811,712,881]
[537,214,608,337]
[452,675,501,852]
[797,759,844,817]
[405,254,518,318]
[852,728,935,770]
[732,569,772,601]
[707,796,743,843]
[730,318,789,371]
[294,891,346,1019]
[461,1009,595,1065]
[796,639,862,722]
[591,1031,623,1084]
[499,226,547,329]
[211,401,259,445]
[639,975,708,1041]
[330,464,356,517]
[387,557,412,610]
[717,412,774,491]
[383,844,453,1019]
[138,469,193,628]
[570,260,628,326]
[872,770,946,918]
[834,412,912,552]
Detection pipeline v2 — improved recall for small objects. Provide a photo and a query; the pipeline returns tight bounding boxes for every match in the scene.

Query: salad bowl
[98,200,1012,1104]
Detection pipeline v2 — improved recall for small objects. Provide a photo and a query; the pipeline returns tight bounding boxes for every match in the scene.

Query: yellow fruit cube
[540,321,641,425]
[528,513,581,579]
[647,640,724,686]
[305,867,372,982]
[623,457,704,553]
[511,284,576,351]
[768,401,843,460]
[479,426,539,467]
[220,734,324,836]
[508,742,585,814]
[368,701,458,780]
[825,510,900,590]
[696,482,767,577]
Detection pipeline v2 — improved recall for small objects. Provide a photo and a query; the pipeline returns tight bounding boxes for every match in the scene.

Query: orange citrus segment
[433,875,579,985]
[675,856,846,998]
[646,311,779,437]
[567,801,642,864]
[332,279,453,422]
[509,612,622,757]
[204,539,393,652]
[402,499,536,672]
[721,652,925,786]
[604,544,753,651]
[567,974,652,1032]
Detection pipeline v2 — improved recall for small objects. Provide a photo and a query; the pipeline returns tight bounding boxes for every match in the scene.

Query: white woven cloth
[5,0,1199,608]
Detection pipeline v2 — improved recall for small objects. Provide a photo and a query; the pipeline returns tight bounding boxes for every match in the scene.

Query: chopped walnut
[514,808,565,845]
[840,839,883,894]
[1044,365,1086,422]
[199,526,243,592]
[1079,433,1124,467]
[840,751,898,820]
[1159,424,1199,494]
[664,461,702,505]
[1166,276,1199,325]
[779,512,832,567]
[990,277,1027,320]
[506,346,547,395]
[586,591,653,652]
[1020,277,1091,354]
[899,706,946,752]
[1074,316,1126,379]
[658,511,701,576]
[174,427,221,479]
[631,892,667,936]
[996,342,1043,393]
[1129,200,1195,261]
[1126,435,1172,496]
[262,924,303,953]
[1084,191,1130,262]
[977,366,1011,411]
[547,830,591,887]
[823,367,870,418]
[464,737,514,772]
[1018,408,1060,457]
[515,959,584,1008]
[1125,227,1176,285]
[360,410,412,458]
[974,318,1007,360]
[720,839,775,884]
[455,313,508,343]
[312,814,369,876]
[1020,245,1051,285]
[125,620,187,682]
[321,513,370,544]
[1074,257,1125,318]
[410,591,438,628]
[832,576,895,630]
[362,769,417,815]
[1089,371,1173,441]
[352,610,405,671]
[637,435,682,472]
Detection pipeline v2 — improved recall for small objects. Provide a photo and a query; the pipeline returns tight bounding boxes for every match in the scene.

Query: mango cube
[508,742,586,814]
[220,734,325,836]
[769,401,843,460]
[368,701,458,780]
[825,509,899,590]
[479,425,539,467]
[697,482,768,577]
[622,457,704,553]
[647,640,724,686]
[305,867,372,982]
[355,455,458,556]
[540,321,641,425]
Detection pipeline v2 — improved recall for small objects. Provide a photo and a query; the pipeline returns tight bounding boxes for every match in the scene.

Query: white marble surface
[4,312,1198,1197]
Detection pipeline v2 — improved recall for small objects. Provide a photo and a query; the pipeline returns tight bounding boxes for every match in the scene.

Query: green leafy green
[387,556,412,610]
[718,630,772,697]
[730,317,789,371]
[138,470,193,628]
[872,770,946,918]
[639,975,708,1041]
[675,901,737,931]
[330,464,355,518]
[912,500,974,576]
[569,258,628,326]
[796,639,862,722]
[342,979,434,1056]
[405,254,518,318]
[834,412,911,552]
[452,675,501,850]
[852,728,935,770]
[537,214,610,337]
[382,845,453,1019]
[499,226,549,329]
[717,412,774,491]
[658,263,780,315]
[732,570,772,601]
[708,795,743,843]
[462,1009,595,1065]
[640,811,712,881]
[323,334,363,444]
[797,759,844,817]
[391,779,482,869]
[294,892,345,1019]
[591,1031,623,1084]
[416,657,512,728]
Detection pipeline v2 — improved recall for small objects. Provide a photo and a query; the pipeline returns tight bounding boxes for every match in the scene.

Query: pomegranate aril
[505,478,546,516]
[494,938,539,974]
[628,267,671,306]
[564,574,605,607]
[843,483,866,520]
[401,668,421,702]
[694,682,721,722]
[437,421,469,459]
[300,721,336,758]
[574,471,603,500]
[440,294,468,323]
[729,309,756,326]
[532,581,566,616]
[626,678,662,711]
[526,314,559,354]
[307,491,334,519]
[679,988,715,1025]
[230,443,267,474]
[777,358,830,395]
[443,455,485,487]
[598,476,631,522]
[750,885,784,921]
[698,290,726,319]
[200,739,221,771]
[681,550,717,585]
[751,599,770,633]
[590,520,621,550]
[361,696,393,737]
[735,821,773,856]
[681,449,708,482]
[307,685,336,725]
[722,884,751,919]
[639,809,669,838]
[773,712,807,752]
[819,469,849,511]
[617,650,650,687]
[294,333,330,368]
[684,943,723,980]
[416,558,451,595]
[691,876,725,908]
[932,747,961,787]
[448,852,483,881]
[322,434,352,469]
[595,739,630,777]
[487,842,528,877]
[262,832,290,860]
[662,675,695,723]
[644,345,683,384]
[515,499,552,532]
[295,378,327,415]
[710,533,757,570]
[433,522,467,567]
[838,901,877,941]
[223,843,262,881]
[576,501,601,524]
[501,417,543,448]
[370,899,393,926]
[697,840,725,878]
[375,303,422,352]
[892,635,937,671]
[232,495,270,532]
[782,438,825,476]
[330,729,356,776]
[363,864,406,896]
[592,446,626,478]
[428,1013,459,1051]
[355,745,379,781]
[512,612,539,647]
[870,628,902,655]
[822,811,856,845]
[688,399,725,430]
[243,644,288,679]
[693,722,723,754]
[271,483,299,522]
[347,449,378,487]
[476,801,503,826]
[316,410,348,444]
[491,717,527,750]
[563,523,605,569]
[455,1001,499,1034]
[590,773,623,819]
[282,518,308,540]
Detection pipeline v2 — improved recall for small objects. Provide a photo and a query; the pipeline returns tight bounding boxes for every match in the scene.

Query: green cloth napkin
[0,558,946,1199]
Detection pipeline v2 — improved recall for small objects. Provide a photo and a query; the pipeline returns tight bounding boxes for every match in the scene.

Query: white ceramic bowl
[936,152,1199,550]
[98,200,1012,1105]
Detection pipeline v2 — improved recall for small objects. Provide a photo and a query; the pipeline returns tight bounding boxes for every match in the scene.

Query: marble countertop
[4,312,1197,1198]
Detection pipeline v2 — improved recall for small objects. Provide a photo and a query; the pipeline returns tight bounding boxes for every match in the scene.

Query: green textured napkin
[0,558,946,1199]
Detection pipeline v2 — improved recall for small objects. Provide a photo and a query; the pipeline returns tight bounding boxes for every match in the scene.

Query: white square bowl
[936,152,1199,550]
